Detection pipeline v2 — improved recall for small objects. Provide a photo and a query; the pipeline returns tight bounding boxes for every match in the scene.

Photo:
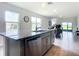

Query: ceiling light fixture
[41,3,46,7]
[47,2,54,5]
[41,2,54,7]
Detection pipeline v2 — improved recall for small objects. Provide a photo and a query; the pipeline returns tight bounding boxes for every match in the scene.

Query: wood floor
[45,31,79,56]
[45,45,79,56]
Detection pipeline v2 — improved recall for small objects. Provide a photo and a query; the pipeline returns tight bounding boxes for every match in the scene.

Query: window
[51,18,56,26]
[62,22,68,30]
[31,17,37,31]
[5,11,19,35]
[67,23,72,30]
[37,18,41,30]
[62,22,72,31]
[31,17,42,31]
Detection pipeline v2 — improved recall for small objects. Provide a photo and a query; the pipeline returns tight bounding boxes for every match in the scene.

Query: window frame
[5,11,20,34]
[31,17,42,31]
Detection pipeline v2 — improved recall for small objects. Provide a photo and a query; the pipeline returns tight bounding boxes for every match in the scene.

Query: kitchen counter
[0,29,55,56]
[0,29,54,40]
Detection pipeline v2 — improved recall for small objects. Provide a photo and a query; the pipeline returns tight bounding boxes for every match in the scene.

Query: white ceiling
[9,2,79,17]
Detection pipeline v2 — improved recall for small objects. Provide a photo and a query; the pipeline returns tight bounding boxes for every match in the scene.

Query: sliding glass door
[62,22,72,31]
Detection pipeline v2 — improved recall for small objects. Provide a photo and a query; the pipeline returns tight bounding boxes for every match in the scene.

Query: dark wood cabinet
[41,36,47,55]
[2,30,55,56]
[26,38,42,56]
[46,35,51,49]
[25,31,55,56]
[41,33,51,55]
[50,31,55,45]
[27,40,37,56]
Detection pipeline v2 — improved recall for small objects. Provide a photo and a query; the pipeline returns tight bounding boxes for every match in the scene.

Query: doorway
[62,22,73,31]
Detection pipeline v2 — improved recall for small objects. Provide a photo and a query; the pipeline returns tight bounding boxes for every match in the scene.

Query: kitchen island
[0,29,55,56]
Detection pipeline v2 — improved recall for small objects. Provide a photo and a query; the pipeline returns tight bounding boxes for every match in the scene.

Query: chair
[55,25,62,38]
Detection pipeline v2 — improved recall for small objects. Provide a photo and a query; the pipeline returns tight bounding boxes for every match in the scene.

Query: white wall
[0,2,49,33]
[41,17,49,29]
[0,3,6,32]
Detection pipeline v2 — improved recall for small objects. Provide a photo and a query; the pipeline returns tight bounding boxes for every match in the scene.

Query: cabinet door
[41,36,47,54]
[27,40,37,56]
[41,33,50,55]
[50,31,55,45]
[26,38,42,56]
[46,35,51,49]
[36,38,42,55]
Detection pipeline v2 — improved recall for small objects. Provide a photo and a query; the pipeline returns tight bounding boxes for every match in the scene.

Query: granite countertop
[0,29,54,40]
